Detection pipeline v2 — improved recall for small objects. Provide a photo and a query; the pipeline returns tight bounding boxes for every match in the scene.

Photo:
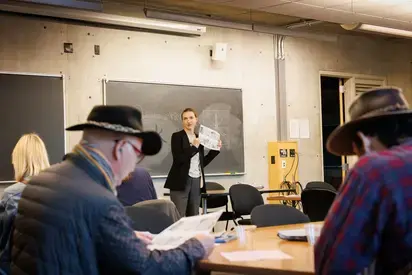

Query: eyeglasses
[125,141,145,164]
[115,139,145,165]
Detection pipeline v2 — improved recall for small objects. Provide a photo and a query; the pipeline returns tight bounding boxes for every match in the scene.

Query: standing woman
[164,108,221,217]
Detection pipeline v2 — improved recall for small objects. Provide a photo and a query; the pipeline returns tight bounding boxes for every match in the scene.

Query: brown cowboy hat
[326,86,412,156]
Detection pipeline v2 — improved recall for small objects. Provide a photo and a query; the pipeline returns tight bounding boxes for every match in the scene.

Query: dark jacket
[164,130,220,192]
[116,167,157,207]
[10,156,205,275]
[0,182,26,275]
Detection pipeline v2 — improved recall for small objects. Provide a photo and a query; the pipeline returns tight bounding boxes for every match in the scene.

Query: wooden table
[267,195,301,201]
[267,195,302,209]
[197,223,316,275]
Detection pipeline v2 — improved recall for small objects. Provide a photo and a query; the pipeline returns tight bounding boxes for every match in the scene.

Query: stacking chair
[251,204,310,227]
[200,182,239,230]
[229,184,264,225]
[125,199,180,234]
[301,182,337,222]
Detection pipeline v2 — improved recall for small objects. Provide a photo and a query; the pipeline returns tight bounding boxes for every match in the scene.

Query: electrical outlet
[281,160,287,168]
[290,149,296,157]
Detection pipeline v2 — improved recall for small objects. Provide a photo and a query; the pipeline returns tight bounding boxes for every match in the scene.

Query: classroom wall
[1,10,412,196]
[0,13,277,196]
[284,36,412,183]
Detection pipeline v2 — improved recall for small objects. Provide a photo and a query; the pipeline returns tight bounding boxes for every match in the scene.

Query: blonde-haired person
[6,133,50,196]
[0,133,50,274]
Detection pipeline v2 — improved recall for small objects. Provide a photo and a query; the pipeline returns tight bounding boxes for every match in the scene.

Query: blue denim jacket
[0,182,26,275]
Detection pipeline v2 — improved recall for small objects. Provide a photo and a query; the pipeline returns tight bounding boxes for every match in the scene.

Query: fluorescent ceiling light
[145,9,253,31]
[19,0,102,11]
[0,2,206,36]
[341,23,412,38]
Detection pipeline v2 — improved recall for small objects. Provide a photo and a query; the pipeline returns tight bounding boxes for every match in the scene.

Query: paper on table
[199,125,221,151]
[221,250,292,262]
[289,119,300,139]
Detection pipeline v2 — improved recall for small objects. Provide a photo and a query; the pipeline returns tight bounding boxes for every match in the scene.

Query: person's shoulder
[351,147,412,185]
[4,182,26,196]
[134,166,151,176]
[27,160,118,204]
[356,147,410,169]
[172,130,184,137]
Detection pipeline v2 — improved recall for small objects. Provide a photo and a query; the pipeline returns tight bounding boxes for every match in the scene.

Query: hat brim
[66,123,162,156]
[326,110,412,156]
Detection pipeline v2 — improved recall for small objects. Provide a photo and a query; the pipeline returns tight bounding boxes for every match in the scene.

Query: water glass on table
[304,223,322,245]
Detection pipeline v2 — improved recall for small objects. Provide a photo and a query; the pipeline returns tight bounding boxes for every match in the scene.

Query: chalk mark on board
[155,124,167,143]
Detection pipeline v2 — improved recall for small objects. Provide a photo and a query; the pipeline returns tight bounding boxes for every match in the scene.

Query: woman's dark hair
[353,116,412,148]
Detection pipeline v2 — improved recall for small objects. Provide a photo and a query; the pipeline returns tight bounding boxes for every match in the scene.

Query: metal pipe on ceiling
[285,20,324,29]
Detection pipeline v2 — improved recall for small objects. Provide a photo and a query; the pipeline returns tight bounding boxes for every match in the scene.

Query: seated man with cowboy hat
[9,105,215,275]
[315,87,412,274]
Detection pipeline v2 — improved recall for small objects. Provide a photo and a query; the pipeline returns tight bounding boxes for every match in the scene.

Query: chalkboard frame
[102,78,246,178]
[0,71,67,183]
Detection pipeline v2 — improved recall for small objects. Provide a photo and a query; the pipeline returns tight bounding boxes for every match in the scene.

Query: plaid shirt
[315,139,412,275]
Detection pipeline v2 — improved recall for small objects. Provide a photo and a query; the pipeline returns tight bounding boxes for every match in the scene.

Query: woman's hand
[192,138,200,148]
[218,140,222,149]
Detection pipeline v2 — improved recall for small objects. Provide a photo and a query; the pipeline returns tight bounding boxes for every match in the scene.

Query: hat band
[357,103,409,119]
[86,120,142,134]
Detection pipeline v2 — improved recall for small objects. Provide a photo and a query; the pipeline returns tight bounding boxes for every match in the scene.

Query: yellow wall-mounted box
[268,141,299,193]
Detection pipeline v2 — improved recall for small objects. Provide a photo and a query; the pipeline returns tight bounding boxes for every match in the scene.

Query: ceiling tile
[298,0,353,8]
[223,0,287,9]
[333,1,412,19]
[193,0,235,2]
[334,0,397,13]
[309,8,361,24]
[394,13,412,22]
[263,2,323,16]
[390,3,412,14]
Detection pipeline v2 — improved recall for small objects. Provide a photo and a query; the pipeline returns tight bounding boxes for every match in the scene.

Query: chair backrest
[200,181,228,209]
[206,182,225,191]
[251,204,310,228]
[229,184,264,216]
[125,199,180,234]
[301,188,337,222]
[305,181,336,192]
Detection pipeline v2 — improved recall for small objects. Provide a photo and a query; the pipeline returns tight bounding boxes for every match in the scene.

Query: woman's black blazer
[164,130,220,192]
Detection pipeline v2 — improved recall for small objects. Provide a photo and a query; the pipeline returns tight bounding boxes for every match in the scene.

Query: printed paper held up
[199,125,221,151]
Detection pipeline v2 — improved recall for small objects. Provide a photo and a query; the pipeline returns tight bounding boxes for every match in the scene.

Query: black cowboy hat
[326,86,412,156]
[66,105,162,156]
